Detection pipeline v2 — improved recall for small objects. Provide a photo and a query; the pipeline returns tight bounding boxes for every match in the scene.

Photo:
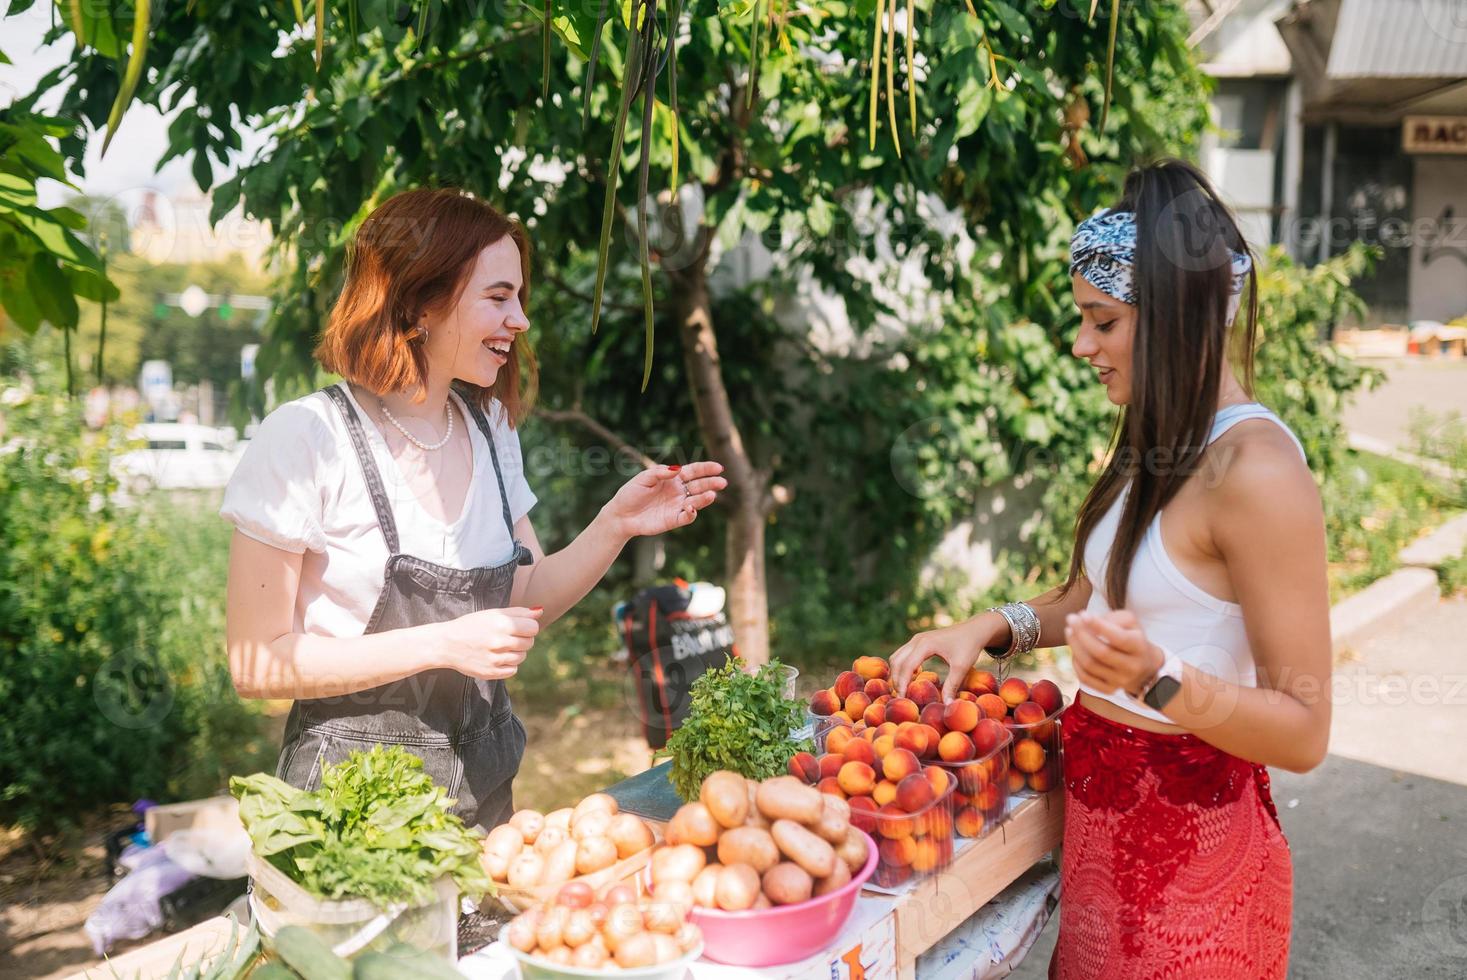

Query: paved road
[1342,356,1467,454]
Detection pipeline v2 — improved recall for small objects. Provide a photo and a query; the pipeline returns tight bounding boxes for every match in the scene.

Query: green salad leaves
[665,657,813,802]
[230,745,491,908]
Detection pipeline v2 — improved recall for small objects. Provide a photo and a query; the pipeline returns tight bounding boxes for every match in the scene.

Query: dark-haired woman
[889,160,1329,977]
[222,188,725,831]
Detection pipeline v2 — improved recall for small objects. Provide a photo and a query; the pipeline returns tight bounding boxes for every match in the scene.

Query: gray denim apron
[273,383,532,831]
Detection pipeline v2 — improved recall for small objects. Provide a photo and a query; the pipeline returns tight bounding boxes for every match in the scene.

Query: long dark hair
[1061,159,1259,608]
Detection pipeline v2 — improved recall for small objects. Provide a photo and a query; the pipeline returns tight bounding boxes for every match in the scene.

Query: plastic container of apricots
[933,724,1014,840]
[1004,694,1065,797]
[848,775,956,891]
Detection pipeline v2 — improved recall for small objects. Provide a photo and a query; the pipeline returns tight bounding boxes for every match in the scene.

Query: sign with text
[1404,116,1467,155]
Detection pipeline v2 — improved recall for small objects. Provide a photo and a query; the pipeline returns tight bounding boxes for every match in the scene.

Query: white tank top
[1076,403,1309,723]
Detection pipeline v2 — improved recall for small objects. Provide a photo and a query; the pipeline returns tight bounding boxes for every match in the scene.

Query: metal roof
[1326,0,1467,79]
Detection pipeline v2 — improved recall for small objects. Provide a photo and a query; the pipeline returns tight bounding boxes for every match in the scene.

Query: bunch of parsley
[230,745,491,908]
[665,657,813,801]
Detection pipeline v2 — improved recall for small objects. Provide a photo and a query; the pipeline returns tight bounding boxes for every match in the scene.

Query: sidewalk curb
[1330,567,1440,655]
[1399,512,1467,569]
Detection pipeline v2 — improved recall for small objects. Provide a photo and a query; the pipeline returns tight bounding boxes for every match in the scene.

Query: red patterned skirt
[1048,700,1293,979]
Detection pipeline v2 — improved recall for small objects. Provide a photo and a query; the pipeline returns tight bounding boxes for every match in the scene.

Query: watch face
[1144,675,1182,711]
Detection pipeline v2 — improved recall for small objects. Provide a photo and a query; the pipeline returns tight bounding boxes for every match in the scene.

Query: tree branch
[544,269,643,315]
[534,405,657,469]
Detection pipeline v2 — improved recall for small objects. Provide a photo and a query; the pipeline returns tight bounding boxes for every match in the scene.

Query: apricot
[842,737,877,767]
[954,805,985,838]
[913,669,941,686]
[878,835,916,866]
[895,773,936,813]
[906,679,942,708]
[847,796,879,832]
[919,702,948,733]
[877,804,915,840]
[864,678,891,699]
[942,699,980,734]
[872,734,897,760]
[881,748,922,783]
[976,692,1008,721]
[817,777,847,798]
[853,656,890,681]
[1029,678,1064,715]
[938,731,975,762]
[886,697,920,725]
[872,779,898,807]
[862,701,888,728]
[837,761,877,797]
[924,766,951,797]
[818,753,845,781]
[788,752,819,784]
[809,689,841,716]
[999,677,1030,709]
[1013,738,1047,774]
[974,783,1004,813]
[963,668,997,695]
[894,725,930,759]
[954,762,988,795]
[825,725,856,756]
[844,692,872,720]
[911,837,943,873]
[970,718,1008,756]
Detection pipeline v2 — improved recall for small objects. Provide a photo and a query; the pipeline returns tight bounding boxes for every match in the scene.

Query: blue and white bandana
[1069,209,1252,321]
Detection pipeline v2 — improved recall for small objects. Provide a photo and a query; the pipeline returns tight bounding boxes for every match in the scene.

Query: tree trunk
[672,260,771,665]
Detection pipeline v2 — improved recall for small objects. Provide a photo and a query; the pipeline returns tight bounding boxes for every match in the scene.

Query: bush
[0,339,273,836]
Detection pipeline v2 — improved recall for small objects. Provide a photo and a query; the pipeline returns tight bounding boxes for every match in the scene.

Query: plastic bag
[160,826,251,879]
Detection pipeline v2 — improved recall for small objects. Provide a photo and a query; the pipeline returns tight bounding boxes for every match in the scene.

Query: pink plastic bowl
[685,829,879,967]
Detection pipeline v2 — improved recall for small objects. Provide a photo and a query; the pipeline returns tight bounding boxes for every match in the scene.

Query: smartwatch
[1134,649,1184,712]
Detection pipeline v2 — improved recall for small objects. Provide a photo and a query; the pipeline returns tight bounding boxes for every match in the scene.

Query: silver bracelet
[984,601,1041,661]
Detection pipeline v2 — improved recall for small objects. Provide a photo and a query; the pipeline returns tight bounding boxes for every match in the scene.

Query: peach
[1013,738,1047,774]
[831,710,855,726]
[970,718,1007,756]
[818,753,845,781]
[919,702,948,733]
[999,677,1030,709]
[877,804,915,840]
[844,691,872,720]
[912,837,948,873]
[859,725,879,742]
[862,701,888,728]
[842,737,877,767]
[872,734,897,761]
[974,783,1004,812]
[894,725,930,759]
[816,776,847,798]
[921,805,954,841]
[886,698,919,725]
[875,721,899,740]
[853,656,890,681]
[847,795,879,831]
[954,805,985,838]
[1026,768,1055,793]
[809,689,841,716]
[878,835,916,866]
[938,731,975,762]
[864,678,891,699]
[788,752,818,784]
[835,670,866,701]
[976,692,1008,721]
[913,669,941,686]
[1012,700,1046,726]
[942,699,980,734]
[875,862,912,888]
[1029,678,1064,715]
[918,725,944,759]
[954,762,988,795]
[955,690,979,703]
[924,765,951,797]
[896,773,936,813]
[825,725,855,755]
[963,668,997,695]
[881,748,922,784]
[1005,768,1027,795]
[906,679,942,708]
[872,779,898,807]
[838,761,877,797]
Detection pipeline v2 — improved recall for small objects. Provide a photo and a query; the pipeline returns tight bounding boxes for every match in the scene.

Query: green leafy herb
[229,745,491,908]
[664,657,812,802]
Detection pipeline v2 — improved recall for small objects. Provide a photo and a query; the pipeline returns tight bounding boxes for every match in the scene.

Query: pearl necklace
[379,397,453,451]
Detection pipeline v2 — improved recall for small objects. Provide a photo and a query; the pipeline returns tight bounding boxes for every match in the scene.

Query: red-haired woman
[889,160,1330,977]
[222,188,725,830]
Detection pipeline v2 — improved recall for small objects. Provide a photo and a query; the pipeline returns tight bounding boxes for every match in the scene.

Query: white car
[113,423,241,491]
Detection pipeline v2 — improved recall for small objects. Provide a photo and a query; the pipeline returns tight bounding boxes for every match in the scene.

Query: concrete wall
[1410,155,1467,323]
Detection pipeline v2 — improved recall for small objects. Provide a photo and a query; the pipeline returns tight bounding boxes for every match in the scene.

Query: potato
[601,904,644,952]
[542,839,580,887]
[545,807,575,831]
[563,908,598,947]
[607,813,655,858]
[483,824,524,861]
[690,864,721,908]
[508,851,546,889]
[535,903,569,949]
[756,776,824,824]
[700,770,750,828]
[652,878,693,913]
[650,933,684,965]
[714,863,762,911]
[813,856,852,896]
[571,944,608,969]
[650,843,707,885]
[572,809,614,841]
[642,898,685,934]
[573,793,619,823]
[771,819,837,878]
[534,824,570,856]
[836,826,869,872]
[615,932,658,969]
[576,835,619,875]
[508,809,545,845]
[546,946,574,966]
[667,802,721,848]
[674,922,701,953]
[505,909,540,952]
[752,892,773,909]
[716,826,780,873]
[744,779,771,829]
[762,861,815,906]
[814,794,852,844]
[480,849,511,882]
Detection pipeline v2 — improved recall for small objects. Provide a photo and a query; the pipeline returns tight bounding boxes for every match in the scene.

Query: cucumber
[270,927,352,980]
[249,966,299,980]
[351,951,466,980]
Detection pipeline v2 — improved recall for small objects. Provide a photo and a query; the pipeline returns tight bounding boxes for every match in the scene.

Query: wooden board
[64,917,240,980]
[887,792,1065,980]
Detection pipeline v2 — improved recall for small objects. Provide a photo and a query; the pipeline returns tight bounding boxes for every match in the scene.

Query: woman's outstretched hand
[889,612,1008,702]
[603,462,726,538]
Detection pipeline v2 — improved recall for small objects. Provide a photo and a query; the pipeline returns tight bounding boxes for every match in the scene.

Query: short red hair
[314,187,537,425]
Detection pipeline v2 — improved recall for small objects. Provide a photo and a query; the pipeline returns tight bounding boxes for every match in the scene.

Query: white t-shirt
[220,382,537,638]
